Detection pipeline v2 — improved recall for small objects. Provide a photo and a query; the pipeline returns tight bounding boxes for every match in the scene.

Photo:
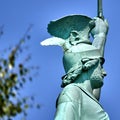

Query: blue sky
[0,0,119,120]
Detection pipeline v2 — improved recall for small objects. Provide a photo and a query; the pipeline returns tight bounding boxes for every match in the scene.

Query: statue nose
[102,69,107,77]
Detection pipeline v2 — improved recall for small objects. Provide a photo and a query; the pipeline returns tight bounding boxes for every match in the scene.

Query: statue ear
[70,30,79,37]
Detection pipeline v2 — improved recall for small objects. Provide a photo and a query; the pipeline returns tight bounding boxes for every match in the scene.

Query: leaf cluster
[0,25,40,120]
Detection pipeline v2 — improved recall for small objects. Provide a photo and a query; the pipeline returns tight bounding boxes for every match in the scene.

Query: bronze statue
[41,0,109,119]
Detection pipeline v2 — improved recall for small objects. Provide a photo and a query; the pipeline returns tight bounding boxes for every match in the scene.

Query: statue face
[69,31,81,45]
[69,30,91,45]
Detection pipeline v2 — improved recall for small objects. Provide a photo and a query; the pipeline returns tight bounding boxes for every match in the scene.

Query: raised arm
[90,17,108,100]
[91,17,108,57]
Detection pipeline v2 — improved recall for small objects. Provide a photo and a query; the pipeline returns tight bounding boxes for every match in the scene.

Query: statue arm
[91,17,109,56]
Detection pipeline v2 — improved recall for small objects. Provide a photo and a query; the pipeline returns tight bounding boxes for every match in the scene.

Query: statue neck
[81,80,93,94]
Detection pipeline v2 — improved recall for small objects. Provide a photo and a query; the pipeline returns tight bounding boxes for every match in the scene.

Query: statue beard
[90,73,103,89]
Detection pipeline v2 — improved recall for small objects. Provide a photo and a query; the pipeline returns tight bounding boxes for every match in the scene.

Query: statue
[41,0,109,120]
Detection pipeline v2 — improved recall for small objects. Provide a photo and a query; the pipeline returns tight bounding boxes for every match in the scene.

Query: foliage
[0,25,40,120]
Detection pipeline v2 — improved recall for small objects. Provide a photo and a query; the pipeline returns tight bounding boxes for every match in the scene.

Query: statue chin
[90,76,103,89]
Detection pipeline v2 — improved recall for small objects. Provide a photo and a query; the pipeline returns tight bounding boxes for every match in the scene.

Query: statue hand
[91,17,109,36]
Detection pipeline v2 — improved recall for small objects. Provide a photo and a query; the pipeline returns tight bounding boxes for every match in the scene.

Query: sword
[97,0,104,19]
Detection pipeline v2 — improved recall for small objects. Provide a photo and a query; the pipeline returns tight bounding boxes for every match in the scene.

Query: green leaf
[10,92,16,97]
[24,104,29,109]
[16,106,22,113]
[0,66,2,71]
[3,59,7,66]
[19,64,23,69]
[10,73,17,82]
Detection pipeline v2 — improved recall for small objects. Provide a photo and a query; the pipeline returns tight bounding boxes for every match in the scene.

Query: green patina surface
[41,0,109,119]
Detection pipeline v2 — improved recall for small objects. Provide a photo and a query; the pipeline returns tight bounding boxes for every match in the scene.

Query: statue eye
[75,37,80,41]
[71,31,78,37]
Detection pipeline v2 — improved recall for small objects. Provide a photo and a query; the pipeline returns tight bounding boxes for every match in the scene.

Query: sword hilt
[97,0,104,19]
